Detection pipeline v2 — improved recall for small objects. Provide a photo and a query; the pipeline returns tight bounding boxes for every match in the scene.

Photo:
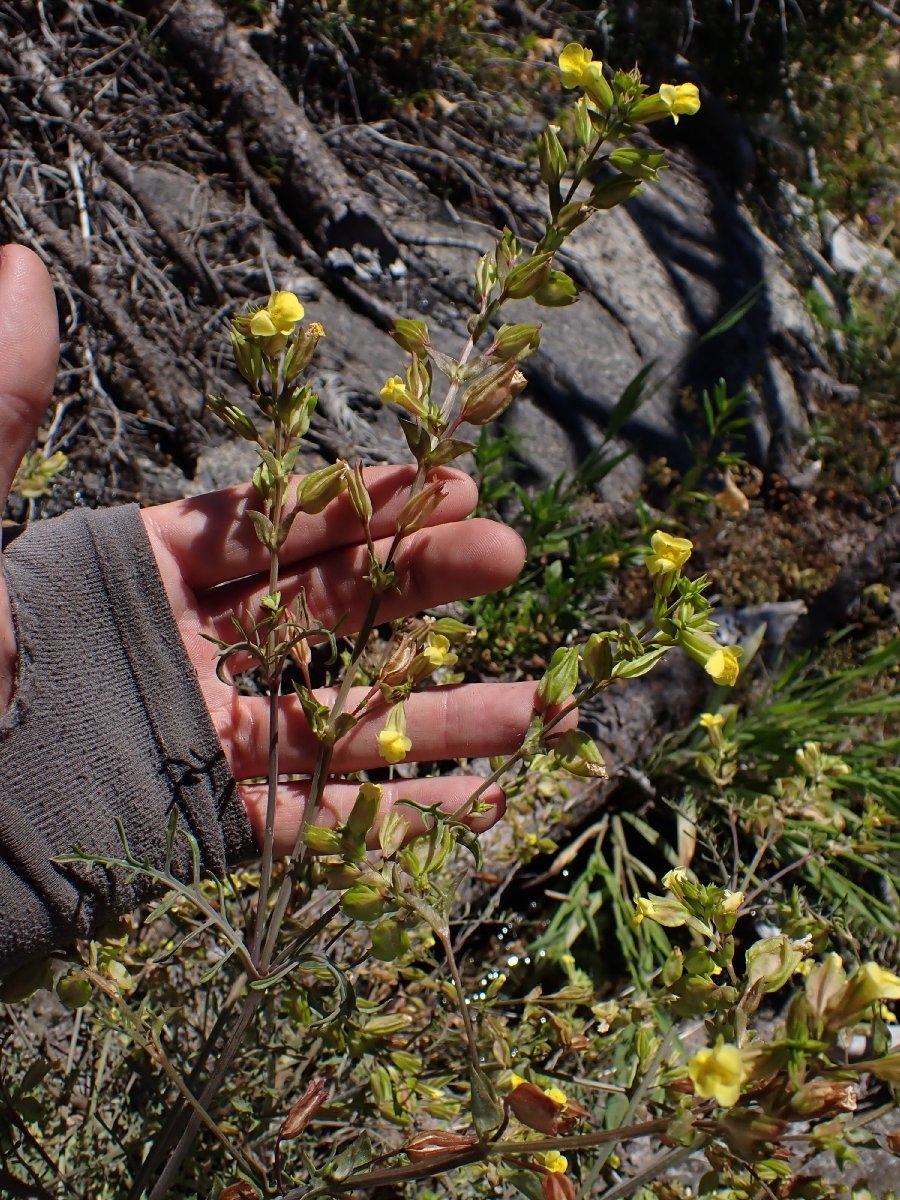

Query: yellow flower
[658,82,701,124]
[646,530,693,576]
[379,376,409,405]
[543,1151,569,1174]
[377,728,412,765]
[720,889,744,914]
[846,963,900,1007]
[422,633,458,670]
[662,866,689,893]
[545,1087,568,1107]
[699,712,725,731]
[633,896,655,925]
[705,647,741,687]
[509,1073,526,1089]
[249,290,305,337]
[688,1042,748,1107]
[557,43,613,109]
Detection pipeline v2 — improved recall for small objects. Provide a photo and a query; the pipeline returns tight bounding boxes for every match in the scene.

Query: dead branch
[142,0,402,275]
[5,184,202,467]
[0,43,225,303]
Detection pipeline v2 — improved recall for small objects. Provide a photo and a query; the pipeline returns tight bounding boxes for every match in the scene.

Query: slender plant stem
[437,928,481,1074]
[251,416,287,963]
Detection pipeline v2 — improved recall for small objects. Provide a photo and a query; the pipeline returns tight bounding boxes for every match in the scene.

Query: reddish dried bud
[542,1170,577,1200]
[507,1081,565,1134]
[405,1130,479,1162]
[220,1184,260,1200]
[280,1077,329,1141]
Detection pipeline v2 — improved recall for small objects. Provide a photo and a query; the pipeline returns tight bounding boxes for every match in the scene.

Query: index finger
[143,464,478,592]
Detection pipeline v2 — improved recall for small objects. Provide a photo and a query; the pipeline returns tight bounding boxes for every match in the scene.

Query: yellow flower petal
[558,43,591,87]
[688,1042,747,1108]
[646,530,693,575]
[705,647,741,687]
[658,82,701,124]
[379,376,409,405]
[249,309,278,337]
[543,1150,569,1174]
[268,290,305,333]
[377,728,412,764]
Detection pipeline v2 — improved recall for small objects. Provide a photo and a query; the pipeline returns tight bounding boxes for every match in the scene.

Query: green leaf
[469,1066,503,1135]
[605,361,655,441]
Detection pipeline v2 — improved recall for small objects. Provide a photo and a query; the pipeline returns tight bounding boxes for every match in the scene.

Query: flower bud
[280,1077,329,1140]
[537,126,567,184]
[207,394,259,442]
[554,201,593,236]
[397,480,448,534]
[347,462,373,525]
[490,323,542,362]
[346,783,382,839]
[504,253,553,300]
[283,321,325,382]
[588,175,642,210]
[573,95,592,146]
[608,147,666,181]
[475,252,498,304]
[460,361,527,425]
[391,318,430,356]
[230,328,263,388]
[583,632,613,683]
[296,462,348,515]
[305,825,343,855]
[400,823,454,878]
[536,645,581,708]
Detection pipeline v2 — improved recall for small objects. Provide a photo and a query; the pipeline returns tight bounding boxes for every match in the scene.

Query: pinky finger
[238,777,506,858]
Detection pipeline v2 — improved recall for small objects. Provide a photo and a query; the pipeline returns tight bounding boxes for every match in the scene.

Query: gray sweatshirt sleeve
[0,505,257,973]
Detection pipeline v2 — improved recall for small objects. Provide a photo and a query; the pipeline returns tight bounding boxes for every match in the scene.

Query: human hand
[0,244,567,855]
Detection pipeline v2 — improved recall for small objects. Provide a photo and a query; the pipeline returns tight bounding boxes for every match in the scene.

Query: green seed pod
[370,918,410,962]
[57,971,93,1010]
[553,729,608,779]
[341,885,386,924]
